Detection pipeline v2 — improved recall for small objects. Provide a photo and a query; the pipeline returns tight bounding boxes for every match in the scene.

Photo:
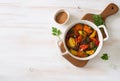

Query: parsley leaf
[93,15,104,26]
[101,53,109,60]
[52,27,62,39]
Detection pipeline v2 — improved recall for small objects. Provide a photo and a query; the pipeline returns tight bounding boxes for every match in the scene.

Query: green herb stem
[52,27,62,39]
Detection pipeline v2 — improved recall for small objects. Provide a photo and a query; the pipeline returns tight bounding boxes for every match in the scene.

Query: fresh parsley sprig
[93,15,104,26]
[52,27,62,39]
[101,53,109,60]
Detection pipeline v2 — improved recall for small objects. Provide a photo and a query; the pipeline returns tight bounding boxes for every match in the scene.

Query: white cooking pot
[58,20,109,60]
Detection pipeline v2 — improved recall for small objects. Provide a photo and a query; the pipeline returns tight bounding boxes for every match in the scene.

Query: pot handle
[98,25,109,41]
[57,39,68,55]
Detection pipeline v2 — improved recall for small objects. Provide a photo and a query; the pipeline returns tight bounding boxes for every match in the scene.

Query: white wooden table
[0,0,120,81]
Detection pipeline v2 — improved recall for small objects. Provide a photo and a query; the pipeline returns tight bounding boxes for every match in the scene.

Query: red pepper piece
[90,38,99,46]
[80,44,89,50]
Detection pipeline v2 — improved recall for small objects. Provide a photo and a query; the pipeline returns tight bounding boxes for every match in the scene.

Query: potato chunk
[68,37,76,48]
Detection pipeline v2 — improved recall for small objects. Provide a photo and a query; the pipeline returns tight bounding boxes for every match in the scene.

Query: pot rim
[63,20,103,60]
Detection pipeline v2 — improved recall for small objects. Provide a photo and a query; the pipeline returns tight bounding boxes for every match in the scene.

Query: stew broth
[65,23,100,58]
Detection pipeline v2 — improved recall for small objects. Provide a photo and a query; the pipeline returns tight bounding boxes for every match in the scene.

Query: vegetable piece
[74,31,79,37]
[70,49,78,56]
[68,37,76,48]
[78,30,83,35]
[90,38,99,46]
[83,25,93,34]
[80,44,89,50]
[52,27,62,39]
[89,42,95,49]
[86,50,95,55]
[93,15,104,26]
[76,35,83,43]
[73,24,83,37]
[78,30,87,37]
[78,51,87,57]
[101,53,109,60]
[74,24,83,31]
[89,30,97,38]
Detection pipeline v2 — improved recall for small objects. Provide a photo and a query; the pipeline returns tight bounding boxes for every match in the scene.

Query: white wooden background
[0,0,120,81]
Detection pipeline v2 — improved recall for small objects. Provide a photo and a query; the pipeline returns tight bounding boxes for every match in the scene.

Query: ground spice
[55,12,68,24]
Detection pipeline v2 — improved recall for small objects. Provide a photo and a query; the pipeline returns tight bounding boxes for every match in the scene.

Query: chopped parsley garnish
[93,15,104,26]
[101,53,109,60]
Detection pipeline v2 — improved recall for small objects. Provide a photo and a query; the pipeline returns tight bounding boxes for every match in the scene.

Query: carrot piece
[74,24,83,31]
[84,25,93,34]
[76,35,83,43]
[74,31,79,37]
[78,51,87,57]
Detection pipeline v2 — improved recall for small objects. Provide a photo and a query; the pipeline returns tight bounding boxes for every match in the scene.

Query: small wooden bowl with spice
[54,9,70,25]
